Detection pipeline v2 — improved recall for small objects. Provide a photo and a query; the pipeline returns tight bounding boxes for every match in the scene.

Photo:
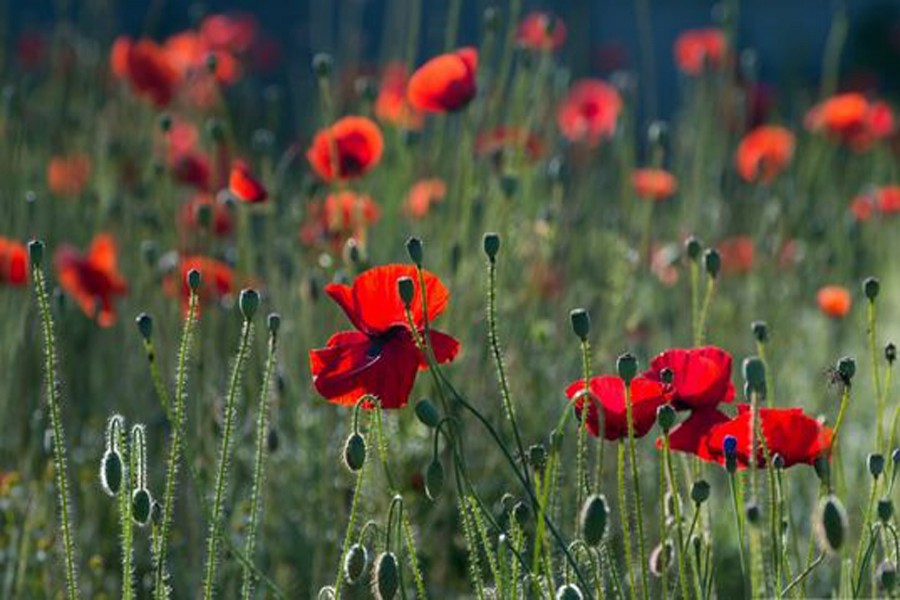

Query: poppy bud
[660,367,674,384]
[100,449,123,497]
[555,583,583,600]
[816,494,847,553]
[529,444,547,472]
[405,237,423,266]
[136,313,153,340]
[878,499,894,523]
[836,356,856,383]
[344,543,369,584]
[886,343,897,365]
[685,236,702,261]
[513,501,529,526]
[312,53,333,78]
[579,494,609,546]
[647,120,669,148]
[703,249,720,278]
[569,308,591,341]
[239,288,260,320]
[893,448,900,466]
[317,586,336,600]
[151,500,162,525]
[746,502,761,525]
[649,541,674,577]
[372,552,399,600]
[397,276,415,307]
[343,433,366,472]
[28,239,44,268]
[869,453,885,478]
[863,277,880,301]
[813,455,830,486]
[187,268,202,291]
[414,399,440,428]
[483,232,501,261]
[268,313,281,335]
[742,356,766,392]
[483,7,500,31]
[425,459,444,501]
[500,174,519,198]
[665,491,682,518]
[772,453,785,470]
[267,428,279,453]
[751,320,768,343]
[878,561,898,592]
[500,493,516,512]
[657,404,676,432]
[691,480,710,505]
[617,353,638,384]
[132,488,153,527]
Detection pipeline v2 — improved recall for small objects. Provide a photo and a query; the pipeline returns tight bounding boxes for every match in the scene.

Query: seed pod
[878,561,897,593]
[397,277,415,306]
[373,552,399,600]
[136,313,153,340]
[863,277,880,301]
[569,309,591,341]
[579,494,609,546]
[649,541,674,577]
[187,268,202,291]
[239,288,260,320]
[659,367,674,384]
[703,248,721,278]
[878,499,894,523]
[425,459,444,501]
[691,480,710,505]
[816,494,848,554]
[343,433,366,472]
[657,404,676,433]
[685,236,702,261]
[751,320,769,343]
[405,237,424,267]
[836,356,856,383]
[555,583,583,600]
[869,453,885,478]
[616,353,638,384]
[414,399,440,428]
[132,488,153,527]
[100,450,123,497]
[483,232,501,261]
[28,240,44,267]
[343,543,369,584]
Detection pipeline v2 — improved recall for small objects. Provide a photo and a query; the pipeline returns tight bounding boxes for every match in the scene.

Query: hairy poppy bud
[483,232,501,261]
[513,501,529,527]
[746,502,761,525]
[579,494,609,546]
[317,586,336,600]
[529,444,547,472]
[132,488,153,527]
[343,433,366,472]
[650,541,674,577]
[100,450,123,497]
[685,236,702,261]
[397,277,415,307]
[414,399,440,428]
[268,313,281,335]
[879,561,898,592]
[136,313,153,340]
[344,543,369,584]
[657,404,676,433]
[665,491,682,519]
[405,237,424,266]
[887,343,897,365]
[742,356,766,392]
[373,552,399,600]
[660,367,674,384]
[425,459,444,501]
[703,249,721,278]
[751,320,768,343]
[878,499,894,523]
[187,268,202,291]
[28,239,44,268]
[772,453,785,470]
[691,480,710,505]
[893,448,900,466]
[239,289,260,320]
[569,308,591,341]
[312,53,333,78]
[869,453,885,478]
[863,277,880,301]
[816,495,847,553]
[556,583,583,600]
[617,353,638,384]
[813,455,830,486]
[837,356,856,383]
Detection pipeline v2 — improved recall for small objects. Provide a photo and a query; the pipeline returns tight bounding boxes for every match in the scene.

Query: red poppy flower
[674,28,726,76]
[375,63,424,130]
[557,79,622,147]
[735,125,795,183]
[660,407,731,458]
[702,405,833,468]
[16,30,46,70]
[306,116,384,182]
[166,255,235,315]
[47,154,91,197]
[805,94,895,151]
[0,237,28,286]
[54,234,128,327]
[199,13,258,54]
[179,193,233,237]
[407,47,478,113]
[853,186,900,221]
[309,265,460,409]
[474,127,545,165]
[879,186,900,214]
[851,194,875,222]
[404,179,446,219]
[643,346,735,411]
[632,168,677,201]
[565,376,671,441]
[516,12,567,51]
[229,160,267,204]
[650,243,680,286]
[299,191,381,251]
[817,285,851,318]
[718,236,755,275]
[112,38,181,107]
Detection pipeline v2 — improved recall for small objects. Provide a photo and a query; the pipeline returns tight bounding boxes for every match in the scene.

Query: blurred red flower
[229,160,267,204]
[407,48,478,113]
[179,193,233,238]
[565,376,672,441]
[817,285,851,318]
[642,346,735,411]
[110,37,181,107]
[718,236,755,275]
[557,79,622,147]
[735,125,795,183]
[167,255,235,315]
[199,13,258,54]
[300,191,381,251]
[674,28,726,76]
[632,168,677,201]
[375,63,424,130]
[851,186,900,222]
[47,154,91,197]
[0,237,28,286]
[307,116,384,182]
[54,234,128,327]
[516,12,567,51]
[309,265,460,409]
[805,93,895,151]
[475,127,545,164]
[404,179,446,219]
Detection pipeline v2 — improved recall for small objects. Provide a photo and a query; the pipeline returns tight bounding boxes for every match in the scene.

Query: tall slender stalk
[623,382,650,599]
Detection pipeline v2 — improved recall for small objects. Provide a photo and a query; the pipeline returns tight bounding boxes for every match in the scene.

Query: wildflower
[309,265,460,409]
[565,376,672,440]
[110,37,181,107]
[228,160,267,204]
[179,193,233,237]
[643,346,735,411]
[663,407,731,457]
[407,47,478,113]
[474,127,545,165]
[650,243,680,286]
[516,12,567,51]
[805,93,894,151]
[307,116,384,182]
[817,285,852,318]
[375,63,423,130]
[717,236,755,275]
[632,168,677,202]
[404,179,446,219]
[47,154,91,197]
[557,79,622,147]
[735,125,795,183]
[166,255,235,314]
[0,237,28,286]
[54,234,128,327]
[674,28,726,76]
[199,13,258,54]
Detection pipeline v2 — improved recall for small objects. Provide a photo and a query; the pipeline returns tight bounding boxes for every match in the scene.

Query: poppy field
[3,2,900,599]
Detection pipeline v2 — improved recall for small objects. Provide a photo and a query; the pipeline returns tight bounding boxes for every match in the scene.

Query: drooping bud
[512,501,529,527]
[816,494,848,554]
[405,237,423,266]
[878,561,898,593]
[579,494,609,546]
[483,232,501,261]
[555,583,583,600]
[343,543,369,584]
[239,288,260,320]
[343,433,366,472]
[863,276,880,301]
[414,399,440,428]
[617,353,638,385]
[132,488,153,526]
[649,541,674,577]
[425,459,444,501]
[657,404,676,433]
[690,480,710,505]
[569,308,591,341]
[101,415,125,497]
[397,276,415,307]
[703,248,720,278]
[373,552,399,600]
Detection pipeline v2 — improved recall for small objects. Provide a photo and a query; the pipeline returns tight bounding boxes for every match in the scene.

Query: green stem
[332,431,367,600]
[662,435,691,600]
[728,473,747,580]
[624,383,650,600]
[114,417,134,600]
[867,300,885,451]
[782,553,825,597]
[695,277,716,346]
[618,443,637,600]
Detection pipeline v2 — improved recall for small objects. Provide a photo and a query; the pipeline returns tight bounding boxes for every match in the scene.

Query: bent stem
[31,249,79,600]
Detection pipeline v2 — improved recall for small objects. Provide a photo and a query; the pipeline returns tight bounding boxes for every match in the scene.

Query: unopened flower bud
[816,494,847,553]
[657,404,676,433]
[414,399,440,428]
[878,499,894,523]
[751,320,768,343]
[556,583,583,600]
[512,501,529,527]
[425,459,444,501]
[869,453,885,478]
[132,488,153,527]
[136,313,153,340]
[100,450,123,497]
[344,543,369,584]
[691,480,710,504]
[685,236,702,261]
[397,276,415,306]
[483,232,500,261]
[239,288,260,320]
[28,239,44,267]
[579,494,609,546]
[343,433,366,472]
[373,552,399,600]
[742,356,766,392]
[886,343,896,365]
[878,560,897,592]
[267,313,281,335]
[528,444,547,472]
[863,276,880,301]
[746,502,761,525]
[704,249,721,278]
[837,356,856,383]
[187,268,202,291]
[405,237,423,266]
[617,353,638,384]
[569,308,591,341]
[813,455,830,486]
